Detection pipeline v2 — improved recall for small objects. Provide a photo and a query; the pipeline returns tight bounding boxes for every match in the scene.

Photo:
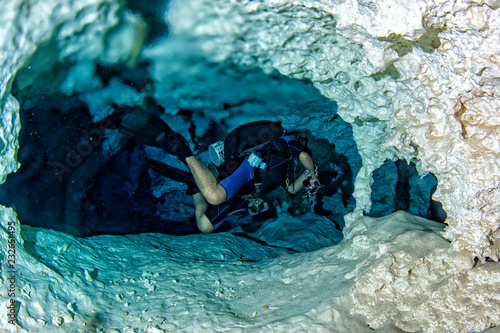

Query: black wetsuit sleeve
[301,145,313,157]
[287,138,305,158]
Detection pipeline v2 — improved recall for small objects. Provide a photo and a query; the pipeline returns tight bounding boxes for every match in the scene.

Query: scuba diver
[120,108,321,233]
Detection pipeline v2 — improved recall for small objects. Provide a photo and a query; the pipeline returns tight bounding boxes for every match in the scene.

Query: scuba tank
[208,121,285,167]
[208,140,225,167]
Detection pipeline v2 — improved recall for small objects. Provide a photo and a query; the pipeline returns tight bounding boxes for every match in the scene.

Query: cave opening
[368,159,447,223]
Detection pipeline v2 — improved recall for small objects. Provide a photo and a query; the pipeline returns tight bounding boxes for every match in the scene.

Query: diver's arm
[287,151,320,194]
[287,170,309,194]
[298,152,320,185]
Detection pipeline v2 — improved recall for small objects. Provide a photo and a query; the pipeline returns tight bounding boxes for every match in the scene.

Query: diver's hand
[304,166,320,186]
[311,176,321,186]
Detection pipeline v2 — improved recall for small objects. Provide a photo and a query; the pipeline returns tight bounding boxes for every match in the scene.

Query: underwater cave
[0,0,444,245]
[5,0,499,332]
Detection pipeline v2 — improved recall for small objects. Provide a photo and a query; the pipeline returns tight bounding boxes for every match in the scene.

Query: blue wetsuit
[206,136,304,230]
[219,159,255,200]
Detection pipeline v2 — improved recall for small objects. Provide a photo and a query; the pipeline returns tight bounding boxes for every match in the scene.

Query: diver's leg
[193,192,215,233]
[186,156,227,205]
[200,196,247,233]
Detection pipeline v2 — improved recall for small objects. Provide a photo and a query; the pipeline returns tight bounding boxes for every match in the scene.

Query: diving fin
[145,158,194,184]
[145,158,199,195]
[120,108,173,148]
[120,108,193,161]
